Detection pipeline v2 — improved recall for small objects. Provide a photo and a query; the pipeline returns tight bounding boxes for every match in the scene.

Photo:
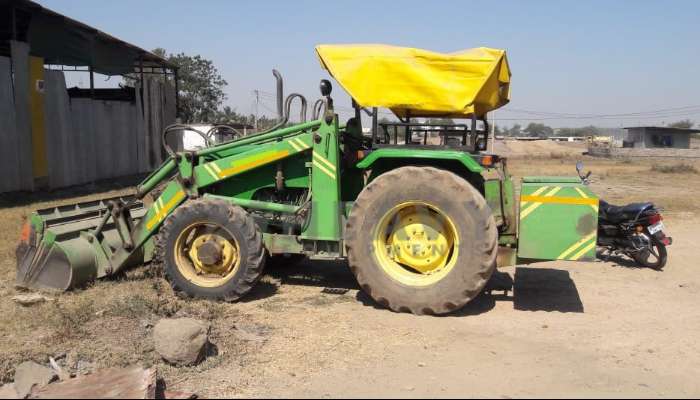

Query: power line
[500,104,700,119]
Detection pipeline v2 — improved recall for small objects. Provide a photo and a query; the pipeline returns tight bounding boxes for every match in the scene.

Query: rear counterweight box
[517,177,599,262]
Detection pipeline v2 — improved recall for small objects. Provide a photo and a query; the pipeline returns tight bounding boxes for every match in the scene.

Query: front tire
[345,166,498,315]
[155,198,266,301]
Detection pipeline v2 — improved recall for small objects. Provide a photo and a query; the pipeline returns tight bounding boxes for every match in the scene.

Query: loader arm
[16,118,340,290]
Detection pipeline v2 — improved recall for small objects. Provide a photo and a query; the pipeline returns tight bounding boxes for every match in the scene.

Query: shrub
[651,163,698,174]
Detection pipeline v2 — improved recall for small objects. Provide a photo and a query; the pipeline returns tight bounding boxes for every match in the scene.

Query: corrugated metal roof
[1,0,175,74]
[624,126,700,134]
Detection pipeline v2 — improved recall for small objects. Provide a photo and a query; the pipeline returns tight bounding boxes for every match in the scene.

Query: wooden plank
[31,366,156,399]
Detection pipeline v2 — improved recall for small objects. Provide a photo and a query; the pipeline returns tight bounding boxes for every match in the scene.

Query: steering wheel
[162,124,213,157]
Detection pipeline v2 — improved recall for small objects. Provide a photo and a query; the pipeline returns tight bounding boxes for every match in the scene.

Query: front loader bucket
[16,196,147,291]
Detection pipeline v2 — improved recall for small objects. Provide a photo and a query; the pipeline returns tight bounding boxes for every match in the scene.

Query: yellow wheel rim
[373,201,459,287]
[174,222,241,288]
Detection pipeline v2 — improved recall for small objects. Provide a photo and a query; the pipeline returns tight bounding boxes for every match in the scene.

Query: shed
[0,0,179,193]
[623,126,700,149]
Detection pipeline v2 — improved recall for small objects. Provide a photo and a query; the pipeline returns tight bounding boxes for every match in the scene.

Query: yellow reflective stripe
[219,150,289,178]
[147,190,186,230]
[203,163,218,180]
[519,195,599,206]
[293,137,310,149]
[152,198,161,215]
[520,186,550,207]
[574,187,599,212]
[571,240,597,261]
[519,187,561,220]
[210,163,221,173]
[313,151,336,171]
[288,140,303,152]
[558,232,596,260]
[313,160,336,179]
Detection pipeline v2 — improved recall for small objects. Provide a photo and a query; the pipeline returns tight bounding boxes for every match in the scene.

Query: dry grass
[508,156,700,216]
[651,163,698,174]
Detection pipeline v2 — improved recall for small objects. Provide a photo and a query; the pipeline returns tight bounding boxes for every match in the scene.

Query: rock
[154,318,210,366]
[49,357,71,382]
[12,293,52,306]
[31,366,156,399]
[13,361,57,398]
[75,360,94,376]
[0,384,18,400]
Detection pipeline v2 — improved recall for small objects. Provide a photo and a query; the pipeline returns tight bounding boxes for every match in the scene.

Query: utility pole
[489,110,496,152]
[253,90,259,131]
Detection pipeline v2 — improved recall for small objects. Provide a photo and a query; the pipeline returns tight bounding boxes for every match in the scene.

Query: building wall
[642,128,691,149]
[624,127,692,149]
[0,61,177,193]
[625,128,645,148]
[589,147,700,158]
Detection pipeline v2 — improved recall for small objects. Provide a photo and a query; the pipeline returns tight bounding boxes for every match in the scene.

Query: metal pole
[89,65,95,99]
[11,7,17,41]
[490,110,496,152]
[371,107,378,144]
[139,58,145,89]
[254,90,259,131]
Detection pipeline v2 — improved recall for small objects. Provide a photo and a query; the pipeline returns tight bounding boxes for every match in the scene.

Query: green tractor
[16,45,599,315]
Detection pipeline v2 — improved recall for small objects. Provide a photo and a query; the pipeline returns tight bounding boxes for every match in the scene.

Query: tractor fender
[356,148,484,173]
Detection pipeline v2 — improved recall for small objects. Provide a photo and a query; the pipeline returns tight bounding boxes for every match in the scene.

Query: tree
[523,122,554,137]
[426,118,455,126]
[508,124,522,137]
[557,126,600,137]
[668,119,694,129]
[215,106,246,124]
[124,48,228,123]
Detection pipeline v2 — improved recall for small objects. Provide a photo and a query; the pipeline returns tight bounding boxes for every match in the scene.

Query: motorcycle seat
[599,200,654,222]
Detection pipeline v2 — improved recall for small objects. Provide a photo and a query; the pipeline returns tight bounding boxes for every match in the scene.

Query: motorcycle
[576,161,673,270]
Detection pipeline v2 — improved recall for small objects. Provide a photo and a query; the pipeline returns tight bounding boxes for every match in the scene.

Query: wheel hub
[188,234,238,276]
[385,206,453,275]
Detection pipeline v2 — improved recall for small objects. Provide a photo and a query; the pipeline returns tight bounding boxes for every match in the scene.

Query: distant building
[623,127,700,149]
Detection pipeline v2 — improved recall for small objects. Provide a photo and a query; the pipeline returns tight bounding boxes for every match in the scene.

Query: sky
[37,0,700,128]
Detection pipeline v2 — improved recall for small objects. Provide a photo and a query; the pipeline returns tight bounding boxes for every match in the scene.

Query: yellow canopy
[316,44,511,119]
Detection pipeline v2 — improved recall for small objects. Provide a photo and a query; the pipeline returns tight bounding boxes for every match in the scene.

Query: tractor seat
[599,200,654,222]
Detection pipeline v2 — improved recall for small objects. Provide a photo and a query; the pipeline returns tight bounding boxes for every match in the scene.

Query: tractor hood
[315,44,511,119]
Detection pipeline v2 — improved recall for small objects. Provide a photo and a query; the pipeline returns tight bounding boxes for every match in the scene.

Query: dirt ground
[1,150,699,398]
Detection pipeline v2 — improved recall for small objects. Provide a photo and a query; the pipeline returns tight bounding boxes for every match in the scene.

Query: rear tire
[345,166,498,315]
[632,237,667,270]
[154,198,265,301]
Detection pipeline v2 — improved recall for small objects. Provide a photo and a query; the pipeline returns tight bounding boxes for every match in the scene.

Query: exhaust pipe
[272,69,284,122]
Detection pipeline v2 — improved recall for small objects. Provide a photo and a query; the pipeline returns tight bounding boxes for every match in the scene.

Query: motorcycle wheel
[632,237,667,270]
